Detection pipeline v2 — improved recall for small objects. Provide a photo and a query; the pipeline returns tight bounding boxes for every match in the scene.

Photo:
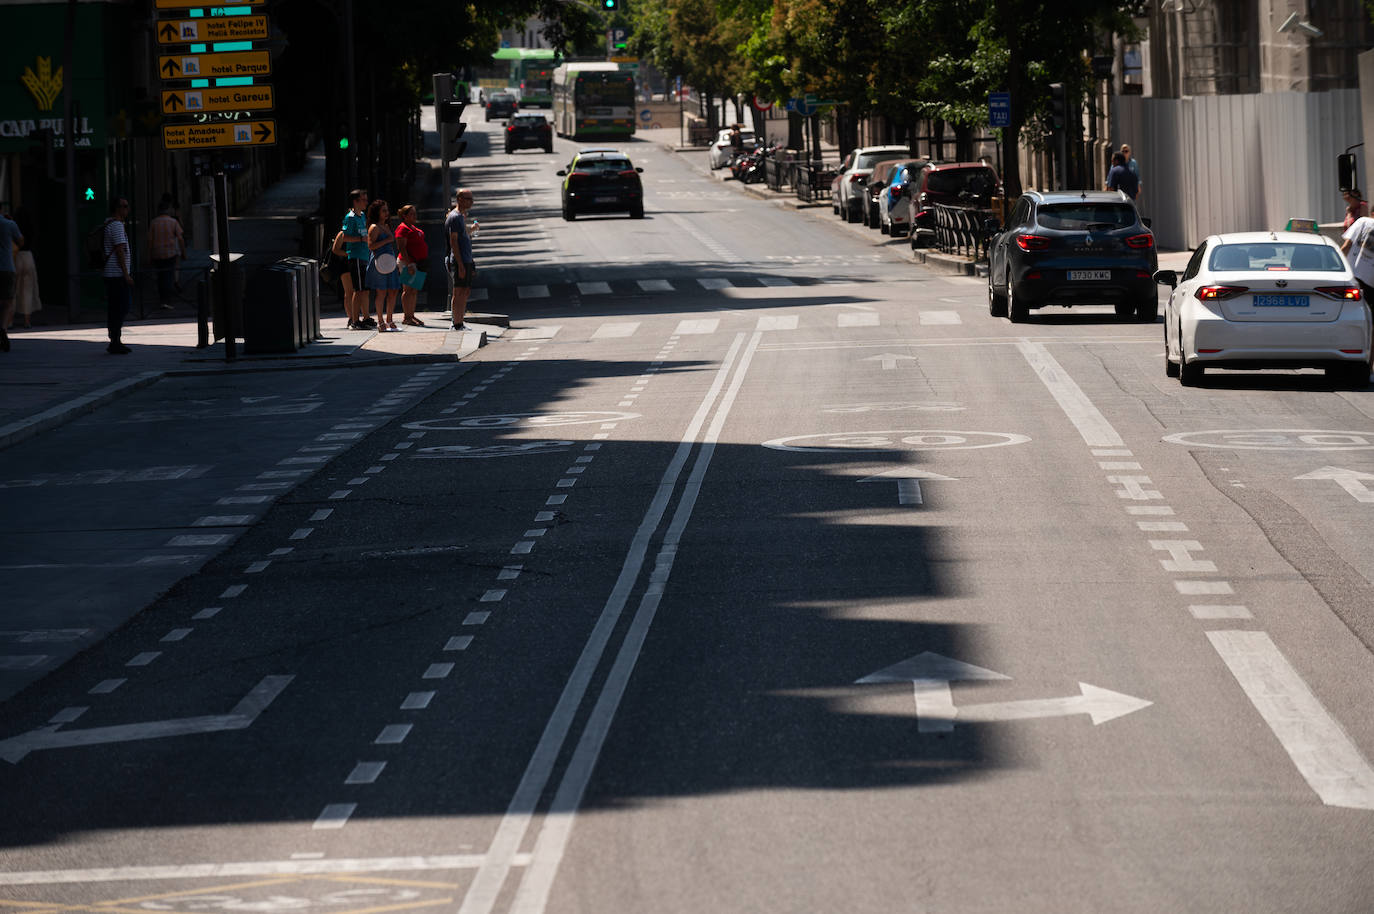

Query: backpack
[85,219,114,271]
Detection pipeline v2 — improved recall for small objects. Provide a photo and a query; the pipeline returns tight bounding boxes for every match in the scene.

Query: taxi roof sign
[1284,217,1318,233]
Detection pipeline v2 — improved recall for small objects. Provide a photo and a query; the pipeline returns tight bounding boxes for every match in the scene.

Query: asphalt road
[2,113,1373,914]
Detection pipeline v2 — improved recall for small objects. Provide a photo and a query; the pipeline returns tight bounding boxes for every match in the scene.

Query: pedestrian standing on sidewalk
[395,204,427,326]
[147,198,185,311]
[341,189,374,330]
[1121,144,1142,202]
[366,199,401,332]
[1343,188,1368,231]
[0,207,23,352]
[11,206,40,329]
[101,198,134,354]
[446,188,477,331]
[1106,152,1138,200]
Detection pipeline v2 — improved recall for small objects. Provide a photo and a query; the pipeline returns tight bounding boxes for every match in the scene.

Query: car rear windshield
[925,168,997,197]
[856,150,909,170]
[1208,243,1346,272]
[1036,203,1137,230]
[514,116,545,126]
[575,158,631,173]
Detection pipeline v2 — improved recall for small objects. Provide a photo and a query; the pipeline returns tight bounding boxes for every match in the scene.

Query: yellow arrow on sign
[156,16,270,44]
[162,119,276,151]
[158,50,271,81]
[162,86,274,116]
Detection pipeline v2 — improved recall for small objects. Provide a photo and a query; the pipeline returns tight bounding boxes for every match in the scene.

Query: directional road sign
[162,119,276,150]
[162,86,274,116]
[156,15,270,44]
[159,50,271,81]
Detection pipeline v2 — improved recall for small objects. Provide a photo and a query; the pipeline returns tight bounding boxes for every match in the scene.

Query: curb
[0,371,164,452]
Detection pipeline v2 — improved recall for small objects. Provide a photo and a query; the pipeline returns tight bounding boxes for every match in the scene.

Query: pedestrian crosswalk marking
[839,313,880,327]
[592,322,640,339]
[577,282,612,295]
[674,319,720,335]
[514,327,561,340]
[518,285,551,299]
[758,277,796,287]
[638,279,674,292]
[698,278,733,290]
[919,310,961,325]
[756,315,799,331]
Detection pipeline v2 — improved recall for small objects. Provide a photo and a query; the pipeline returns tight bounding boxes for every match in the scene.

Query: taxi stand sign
[162,119,275,150]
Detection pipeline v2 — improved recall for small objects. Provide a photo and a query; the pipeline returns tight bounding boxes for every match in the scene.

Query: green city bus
[491,48,557,108]
[552,63,636,139]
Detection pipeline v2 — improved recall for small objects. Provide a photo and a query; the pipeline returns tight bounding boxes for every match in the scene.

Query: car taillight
[1136,270,1152,278]
[507,126,515,132]
[1315,285,1362,301]
[1195,285,1248,301]
[850,173,866,182]
[569,173,588,182]
[1015,234,1050,252]
[1025,270,1043,280]
[619,170,638,177]
[1125,233,1154,249]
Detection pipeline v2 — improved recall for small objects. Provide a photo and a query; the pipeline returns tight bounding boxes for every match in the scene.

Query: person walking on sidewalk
[1121,144,1142,202]
[340,189,375,330]
[366,199,401,332]
[0,207,23,352]
[147,198,185,311]
[11,206,40,329]
[101,198,134,355]
[1106,152,1138,200]
[446,188,477,331]
[395,204,427,326]
[1343,188,1368,231]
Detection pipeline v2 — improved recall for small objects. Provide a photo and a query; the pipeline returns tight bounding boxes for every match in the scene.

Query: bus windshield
[577,79,634,108]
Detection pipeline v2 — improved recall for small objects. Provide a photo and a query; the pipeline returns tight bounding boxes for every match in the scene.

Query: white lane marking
[374,724,412,745]
[309,509,333,521]
[534,512,556,522]
[402,692,436,710]
[755,315,798,331]
[167,534,231,547]
[458,334,750,914]
[161,629,192,643]
[758,277,794,287]
[1093,448,1134,457]
[89,679,125,694]
[481,590,507,602]
[1190,605,1253,619]
[556,479,576,488]
[698,278,732,290]
[508,333,764,914]
[312,803,356,830]
[195,515,254,527]
[244,561,271,574]
[49,707,87,725]
[919,310,961,325]
[424,663,454,679]
[1127,506,1174,515]
[464,612,491,625]
[1138,521,1188,532]
[1176,581,1233,595]
[591,322,639,339]
[518,285,550,299]
[499,565,524,579]
[290,528,313,540]
[1208,630,1374,810]
[346,761,387,784]
[1015,341,1125,447]
[511,542,534,554]
[445,636,474,651]
[1151,540,1217,573]
[838,313,879,327]
[1107,475,1163,500]
[674,318,719,335]
[576,282,611,296]
[637,279,674,293]
[192,607,222,620]
[126,652,161,667]
[329,491,352,500]
[0,855,532,884]
[1099,461,1142,470]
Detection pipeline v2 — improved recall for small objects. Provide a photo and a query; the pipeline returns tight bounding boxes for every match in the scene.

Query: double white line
[458,331,763,914]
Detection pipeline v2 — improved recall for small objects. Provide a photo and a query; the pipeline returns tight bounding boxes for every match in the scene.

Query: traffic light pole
[62,0,79,323]
[434,73,453,212]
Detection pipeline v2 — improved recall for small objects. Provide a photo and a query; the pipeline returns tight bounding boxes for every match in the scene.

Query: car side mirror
[1153,269,1177,288]
[636,167,644,173]
[556,170,566,177]
[1142,217,1152,229]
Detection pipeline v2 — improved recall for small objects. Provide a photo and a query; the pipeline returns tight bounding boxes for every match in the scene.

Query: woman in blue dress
[366,200,402,331]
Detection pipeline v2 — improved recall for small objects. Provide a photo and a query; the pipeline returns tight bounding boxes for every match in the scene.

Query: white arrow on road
[858,468,957,505]
[862,353,920,370]
[1294,466,1374,503]
[0,675,293,764]
[856,653,1151,732]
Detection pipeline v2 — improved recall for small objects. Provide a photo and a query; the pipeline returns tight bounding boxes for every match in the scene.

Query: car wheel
[988,273,1008,318]
[630,207,644,219]
[1164,324,1180,378]
[832,200,839,216]
[847,201,860,223]
[1180,355,1204,386]
[1114,303,1134,320]
[1008,278,1029,322]
[563,205,575,221]
[1327,362,1371,390]
[1136,296,1159,323]
[543,145,553,154]
[880,219,890,236]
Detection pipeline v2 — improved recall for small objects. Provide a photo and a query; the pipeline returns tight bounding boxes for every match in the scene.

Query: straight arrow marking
[1294,466,1374,504]
[861,353,919,370]
[0,675,292,764]
[942,683,1153,726]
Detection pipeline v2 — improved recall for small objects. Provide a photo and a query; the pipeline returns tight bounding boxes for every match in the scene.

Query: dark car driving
[505,113,553,153]
[986,190,1158,322]
[485,92,517,121]
[557,151,644,220]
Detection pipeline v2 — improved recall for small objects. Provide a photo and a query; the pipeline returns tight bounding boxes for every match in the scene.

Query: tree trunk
[1001,0,1026,199]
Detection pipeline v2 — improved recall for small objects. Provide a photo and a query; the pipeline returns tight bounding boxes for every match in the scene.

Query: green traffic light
[339,138,350,150]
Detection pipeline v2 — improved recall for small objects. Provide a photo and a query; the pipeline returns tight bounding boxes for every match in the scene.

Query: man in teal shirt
[340,189,374,329]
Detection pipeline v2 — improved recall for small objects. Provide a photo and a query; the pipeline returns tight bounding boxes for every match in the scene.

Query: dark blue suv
[986,190,1158,322]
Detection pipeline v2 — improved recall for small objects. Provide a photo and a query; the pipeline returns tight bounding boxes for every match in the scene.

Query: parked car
[1156,231,1369,387]
[986,190,1158,323]
[908,161,1001,248]
[865,159,923,231]
[557,150,644,220]
[878,161,931,237]
[505,113,553,153]
[485,92,518,121]
[830,152,854,215]
[708,128,756,169]
[834,145,911,223]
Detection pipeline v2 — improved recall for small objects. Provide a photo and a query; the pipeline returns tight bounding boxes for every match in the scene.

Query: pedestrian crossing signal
[339,137,350,150]
[83,187,95,202]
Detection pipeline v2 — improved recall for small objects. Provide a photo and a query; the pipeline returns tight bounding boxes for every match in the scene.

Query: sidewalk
[0,141,497,452]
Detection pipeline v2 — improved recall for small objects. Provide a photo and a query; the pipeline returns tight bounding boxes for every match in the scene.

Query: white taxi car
[1156,231,1370,388]
[708,128,755,169]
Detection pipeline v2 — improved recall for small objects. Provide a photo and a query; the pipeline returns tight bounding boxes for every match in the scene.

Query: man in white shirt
[102,198,134,354]
[1341,214,1374,359]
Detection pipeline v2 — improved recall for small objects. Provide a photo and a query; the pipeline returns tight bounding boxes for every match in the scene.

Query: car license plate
[1253,294,1309,308]
[595,196,618,203]
[1069,270,1111,281]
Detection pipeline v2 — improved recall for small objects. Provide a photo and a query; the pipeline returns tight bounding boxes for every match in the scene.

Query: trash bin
[282,256,322,344]
[243,263,299,354]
